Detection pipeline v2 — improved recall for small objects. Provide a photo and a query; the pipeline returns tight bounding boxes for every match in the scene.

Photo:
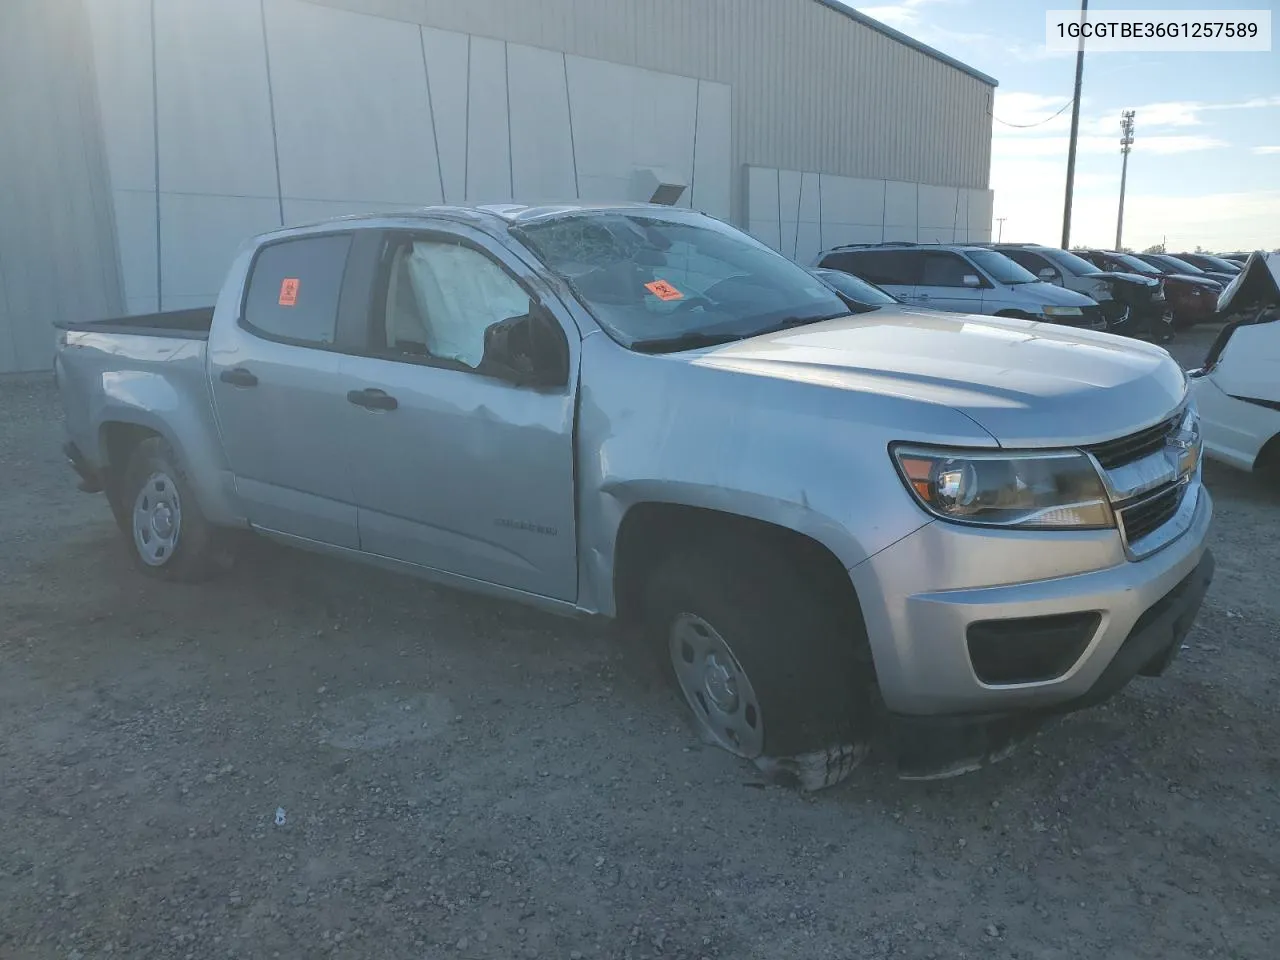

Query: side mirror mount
[1038,267,1059,283]
[962,274,982,288]
[478,302,570,388]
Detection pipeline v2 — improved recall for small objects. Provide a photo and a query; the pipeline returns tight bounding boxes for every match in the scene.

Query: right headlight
[1041,305,1083,318]
[891,446,1115,529]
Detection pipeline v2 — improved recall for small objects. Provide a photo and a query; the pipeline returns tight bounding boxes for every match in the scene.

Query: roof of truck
[279,202,703,234]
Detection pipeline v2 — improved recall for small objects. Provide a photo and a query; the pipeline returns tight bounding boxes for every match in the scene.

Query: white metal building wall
[0,0,121,373]
[85,0,734,313]
[309,0,996,197]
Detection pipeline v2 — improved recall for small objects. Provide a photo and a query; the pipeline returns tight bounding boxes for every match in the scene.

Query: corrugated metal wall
[0,0,122,373]
[307,0,996,208]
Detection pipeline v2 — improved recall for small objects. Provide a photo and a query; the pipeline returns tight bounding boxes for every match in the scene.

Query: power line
[992,99,1075,128]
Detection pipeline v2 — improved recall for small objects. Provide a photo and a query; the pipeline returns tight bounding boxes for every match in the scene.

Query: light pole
[1115,110,1135,250]
[995,217,1007,242]
[1061,0,1088,249]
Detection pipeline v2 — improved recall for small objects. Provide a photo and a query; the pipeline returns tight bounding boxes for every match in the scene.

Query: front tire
[120,437,220,581]
[644,541,876,790]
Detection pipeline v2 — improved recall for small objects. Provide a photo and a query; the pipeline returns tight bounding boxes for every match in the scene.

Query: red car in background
[1078,250,1222,328]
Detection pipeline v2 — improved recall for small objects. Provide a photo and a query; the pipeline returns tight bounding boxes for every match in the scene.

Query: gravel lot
[2,324,1277,960]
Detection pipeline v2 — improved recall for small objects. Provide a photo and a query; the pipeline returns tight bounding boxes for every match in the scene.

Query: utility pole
[1115,110,1135,250]
[995,217,1007,242]
[1061,0,1088,249]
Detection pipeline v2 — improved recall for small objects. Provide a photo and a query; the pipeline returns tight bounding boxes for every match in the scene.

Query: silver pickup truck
[55,204,1214,787]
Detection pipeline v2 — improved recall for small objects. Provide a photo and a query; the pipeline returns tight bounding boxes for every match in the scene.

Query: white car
[1190,310,1280,476]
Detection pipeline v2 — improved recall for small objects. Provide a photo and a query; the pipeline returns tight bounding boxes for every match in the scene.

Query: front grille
[1083,413,1180,469]
[967,612,1102,685]
[1120,484,1185,544]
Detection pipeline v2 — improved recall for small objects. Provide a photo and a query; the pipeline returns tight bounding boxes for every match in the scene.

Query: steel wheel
[668,612,765,758]
[132,471,182,567]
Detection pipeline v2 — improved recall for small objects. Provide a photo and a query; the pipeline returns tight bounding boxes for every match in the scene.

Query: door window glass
[919,252,973,287]
[382,240,532,369]
[1003,249,1045,273]
[820,251,918,286]
[243,235,351,344]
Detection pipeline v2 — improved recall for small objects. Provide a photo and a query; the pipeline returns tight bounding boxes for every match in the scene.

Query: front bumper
[886,550,1214,777]
[850,484,1214,717]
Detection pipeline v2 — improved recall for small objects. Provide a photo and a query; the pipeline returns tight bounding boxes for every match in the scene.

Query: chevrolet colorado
[55,204,1215,786]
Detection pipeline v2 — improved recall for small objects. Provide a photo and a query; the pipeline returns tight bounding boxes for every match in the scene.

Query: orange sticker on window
[644,279,684,302]
[278,278,300,307]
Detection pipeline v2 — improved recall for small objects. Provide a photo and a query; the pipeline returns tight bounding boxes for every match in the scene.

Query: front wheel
[120,437,222,581]
[645,542,876,790]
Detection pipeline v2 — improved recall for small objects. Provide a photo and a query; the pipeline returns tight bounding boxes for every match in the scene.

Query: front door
[915,251,986,313]
[339,226,579,601]
[208,233,360,548]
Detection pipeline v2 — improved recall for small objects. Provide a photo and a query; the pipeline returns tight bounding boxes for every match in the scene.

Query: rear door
[207,232,362,547]
[915,251,986,313]
[337,224,580,601]
[819,250,918,302]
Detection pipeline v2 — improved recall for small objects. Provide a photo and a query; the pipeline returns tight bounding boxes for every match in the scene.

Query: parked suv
[1079,250,1221,328]
[987,243,1171,342]
[1136,253,1235,287]
[814,243,1106,330]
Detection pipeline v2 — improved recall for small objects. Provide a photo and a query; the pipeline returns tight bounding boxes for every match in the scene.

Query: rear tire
[644,540,876,790]
[119,437,222,581]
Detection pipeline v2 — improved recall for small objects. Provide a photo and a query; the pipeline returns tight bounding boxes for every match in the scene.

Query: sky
[850,0,1280,252]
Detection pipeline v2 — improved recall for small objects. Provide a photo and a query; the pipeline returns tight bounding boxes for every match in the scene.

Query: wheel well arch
[99,421,163,478]
[1255,431,1280,475]
[994,309,1035,319]
[611,502,865,635]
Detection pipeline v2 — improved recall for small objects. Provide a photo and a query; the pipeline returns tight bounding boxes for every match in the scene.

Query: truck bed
[54,306,214,340]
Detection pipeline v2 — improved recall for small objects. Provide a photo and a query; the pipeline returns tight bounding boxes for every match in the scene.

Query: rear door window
[242,234,353,345]
[820,251,919,286]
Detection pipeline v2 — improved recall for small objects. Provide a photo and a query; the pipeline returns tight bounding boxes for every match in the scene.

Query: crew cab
[56,205,1215,786]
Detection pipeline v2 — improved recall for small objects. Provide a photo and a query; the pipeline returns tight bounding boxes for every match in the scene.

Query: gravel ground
[1,324,1277,960]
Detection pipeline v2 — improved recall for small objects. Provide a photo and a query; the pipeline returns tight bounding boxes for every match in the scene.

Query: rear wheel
[644,541,876,790]
[120,437,222,581]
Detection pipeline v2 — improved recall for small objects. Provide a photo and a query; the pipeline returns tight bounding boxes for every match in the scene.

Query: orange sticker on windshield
[278,278,300,307]
[644,279,684,302]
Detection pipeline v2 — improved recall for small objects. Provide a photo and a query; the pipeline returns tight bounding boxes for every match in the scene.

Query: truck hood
[687,307,1187,447]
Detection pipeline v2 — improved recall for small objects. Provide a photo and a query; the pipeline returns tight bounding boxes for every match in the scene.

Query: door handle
[347,388,398,411]
[219,367,258,387]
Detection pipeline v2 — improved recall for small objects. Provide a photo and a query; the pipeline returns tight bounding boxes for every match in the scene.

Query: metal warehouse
[0,0,996,373]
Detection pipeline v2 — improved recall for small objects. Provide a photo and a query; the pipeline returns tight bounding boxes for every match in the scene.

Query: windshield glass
[1196,255,1241,272]
[1112,253,1161,275]
[515,211,849,350]
[1050,249,1102,275]
[810,268,898,306]
[967,249,1039,284]
[1154,254,1205,274]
